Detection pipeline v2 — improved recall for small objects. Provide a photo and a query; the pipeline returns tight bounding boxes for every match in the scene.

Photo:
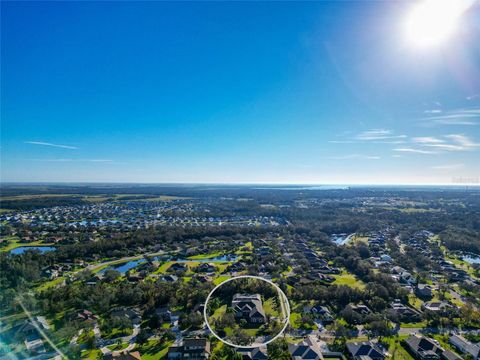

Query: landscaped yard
[136,340,173,360]
[213,275,230,285]
[384,336,414,359]
[80,349,101,359]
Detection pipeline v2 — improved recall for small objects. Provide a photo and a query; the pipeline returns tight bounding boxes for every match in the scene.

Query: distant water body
[10,246,56,255]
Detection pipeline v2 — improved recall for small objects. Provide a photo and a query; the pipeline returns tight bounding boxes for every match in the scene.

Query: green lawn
[211,305,227,320]
[81,349,101,359]
[384,336,414,359]
[213,275,230,285]
[187,252,223,260]
[289,312,302,329]
[106,342,130,351]
[400,320,427,328]
[101,327,133,340]
[408,294,423,310]
[332,272,365,289]
[136,340,173,360]
[263,298,280,318]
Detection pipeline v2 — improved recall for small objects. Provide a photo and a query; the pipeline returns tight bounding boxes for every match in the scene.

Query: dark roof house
[232,294,266,324]
[346,341,385,360]
[167,338,210,360]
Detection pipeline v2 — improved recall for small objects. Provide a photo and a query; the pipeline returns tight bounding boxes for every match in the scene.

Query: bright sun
[405,0,474,47]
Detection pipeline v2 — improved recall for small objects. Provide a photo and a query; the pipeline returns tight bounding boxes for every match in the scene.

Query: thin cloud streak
[25,141,78,149]
[355,129,407,141]
[329,154,380,160]
[393,148,438,154]
[431,163,464,170]
[30,159,114,162]
[420,107,480,127]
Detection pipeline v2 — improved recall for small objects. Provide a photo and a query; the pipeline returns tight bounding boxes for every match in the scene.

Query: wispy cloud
[329,129,406,144]
[393,148,438,154]
[25,141,78,149]
[412,136,444,144]
[431,163,464,170]
[395,134,480,155]
[329,154,380,160]
[420,107,480,127]
[445,134,480,149]
[355,129,407,142]
[31,159,113,162]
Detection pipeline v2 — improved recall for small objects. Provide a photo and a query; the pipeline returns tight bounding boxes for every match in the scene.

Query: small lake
[100,259,146,275]
[331,233,354,246]
[10,246,56,255]
[463,255,480,264]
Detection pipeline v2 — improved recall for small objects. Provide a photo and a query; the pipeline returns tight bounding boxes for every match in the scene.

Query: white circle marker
[203,275,291,348]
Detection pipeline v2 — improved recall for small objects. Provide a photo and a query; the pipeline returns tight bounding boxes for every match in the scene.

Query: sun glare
[405,0,473,47]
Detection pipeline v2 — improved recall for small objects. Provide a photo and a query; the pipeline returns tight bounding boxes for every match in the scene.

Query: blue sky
[1,1,479,184]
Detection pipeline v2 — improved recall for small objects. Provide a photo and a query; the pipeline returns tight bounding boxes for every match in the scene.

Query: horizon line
[1,181,480,187]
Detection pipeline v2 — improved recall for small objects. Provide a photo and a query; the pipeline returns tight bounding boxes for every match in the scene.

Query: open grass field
[332,271,366,289]
[213,275,231,285]
[187,252,224,260]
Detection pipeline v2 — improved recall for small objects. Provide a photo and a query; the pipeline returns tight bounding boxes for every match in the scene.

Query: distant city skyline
[2,1,479,184]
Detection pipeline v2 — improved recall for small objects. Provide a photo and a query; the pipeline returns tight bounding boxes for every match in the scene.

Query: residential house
[449,334,480,359]
[232,294,267,324]
[236,346,268,360]
[348,304,372,316]
[110,307,141,325]
[196,263,216,273]
[77,309,98,322]
[161,275,178,283]
[169,263,188,272]
[388,301,422,323]
[24,334,45,354]
[167,338,210,359]
[422,301,452,313]
[416,284,433,299]
[155,306,172,322]
[288,335,324,359]
[305,305,334,324]
[404,334,461,360]
[346,341,385,360]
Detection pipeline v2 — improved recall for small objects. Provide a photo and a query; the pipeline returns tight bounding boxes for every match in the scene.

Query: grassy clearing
[80,349,101,359]
[211,305,227,321]
[236,241,253,254]
[289,312,302,329]
[106,342,130,351]
[137,340,173,360]
[408,294,424,311]
[213,275,230,286]
[384,336,414,359]
[400,320,427,328]
[332,271,365,289]
[36,277,64,292]
[263,298,280,318]
[187,252,223,260]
